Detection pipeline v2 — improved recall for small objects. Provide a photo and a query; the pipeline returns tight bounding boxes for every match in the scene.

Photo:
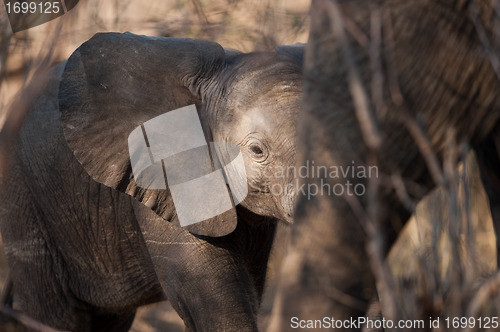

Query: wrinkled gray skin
[271,0,500,330]
[0,33,303,331]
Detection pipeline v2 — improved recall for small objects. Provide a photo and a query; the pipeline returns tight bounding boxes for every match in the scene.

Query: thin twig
[369,4,384,117]
[470,0,500,83]
[326,0,382,151]
[390,173,417,212]
[466,271,500,332]
[443,129,466,316]
[0,306,68,332]
[382,9,445,188]
[0,272,12,307]
[0,64,54,175]
[326,0,402,324]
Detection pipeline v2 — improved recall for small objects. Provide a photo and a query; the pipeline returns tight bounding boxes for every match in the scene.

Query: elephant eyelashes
[247,138,269,162]
[250,145,264,156]
[249,144,269,162]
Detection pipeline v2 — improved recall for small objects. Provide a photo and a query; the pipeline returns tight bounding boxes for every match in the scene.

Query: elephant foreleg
[132,201,262,332]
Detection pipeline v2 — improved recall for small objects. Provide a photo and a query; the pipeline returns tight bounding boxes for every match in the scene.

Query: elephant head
[59,32,303,237]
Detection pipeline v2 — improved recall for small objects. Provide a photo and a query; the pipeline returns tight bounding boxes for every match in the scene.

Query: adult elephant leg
[272,119,417,331]
[132,201,262,332]
[273,88,429,331]
[277,189,412,328]
[473,126,500,268]
[290,189,373,321]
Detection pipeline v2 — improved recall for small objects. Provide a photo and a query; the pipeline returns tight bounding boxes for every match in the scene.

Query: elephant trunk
[280,182,295,223]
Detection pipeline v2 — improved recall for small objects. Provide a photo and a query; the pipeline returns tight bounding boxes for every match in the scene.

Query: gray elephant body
[0,33,303,331]
[272,0,500,329]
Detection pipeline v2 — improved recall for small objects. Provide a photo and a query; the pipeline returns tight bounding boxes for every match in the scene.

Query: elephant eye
[246,139,268,161]
[250,145,264,156]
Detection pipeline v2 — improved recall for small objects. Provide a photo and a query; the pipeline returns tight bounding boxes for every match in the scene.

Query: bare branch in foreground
[0,306,68,332]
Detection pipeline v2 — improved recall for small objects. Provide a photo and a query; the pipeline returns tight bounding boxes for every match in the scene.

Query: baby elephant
[0,33,303,331]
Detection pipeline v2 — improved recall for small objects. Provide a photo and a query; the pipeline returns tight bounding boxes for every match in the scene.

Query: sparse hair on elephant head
[59,32,304,237]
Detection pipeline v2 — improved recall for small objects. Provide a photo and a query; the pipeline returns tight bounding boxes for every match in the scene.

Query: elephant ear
[59,32,238,237]
[275,43,305,65]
